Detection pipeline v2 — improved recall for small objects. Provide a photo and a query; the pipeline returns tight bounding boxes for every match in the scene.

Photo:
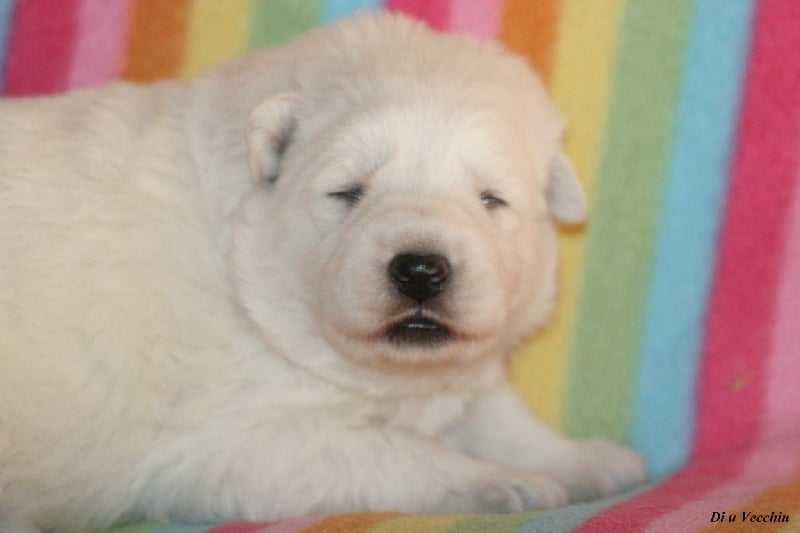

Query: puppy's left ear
[546,151,587,225]
[247,92,300,185]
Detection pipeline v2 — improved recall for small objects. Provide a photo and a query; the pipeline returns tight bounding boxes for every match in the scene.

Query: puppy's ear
[247,93,299,185]
[546,151,587,225]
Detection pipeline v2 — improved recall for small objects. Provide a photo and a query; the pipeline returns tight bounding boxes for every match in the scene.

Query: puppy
[0,13,646,532]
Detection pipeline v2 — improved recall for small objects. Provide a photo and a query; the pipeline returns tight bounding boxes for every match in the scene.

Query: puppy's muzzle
[388,253,450,303]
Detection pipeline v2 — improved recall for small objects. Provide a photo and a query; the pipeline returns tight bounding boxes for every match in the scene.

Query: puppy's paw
[505,472,569,511]
[562,439,647,502]
[443,470,568,513]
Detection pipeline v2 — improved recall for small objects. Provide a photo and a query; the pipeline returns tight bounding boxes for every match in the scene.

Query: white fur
[0,13,644,532]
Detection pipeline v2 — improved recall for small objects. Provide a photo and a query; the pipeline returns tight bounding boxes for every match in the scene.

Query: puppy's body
[0,14,645,532]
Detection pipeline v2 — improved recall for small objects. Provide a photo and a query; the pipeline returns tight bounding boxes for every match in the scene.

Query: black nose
[388,253,450,303]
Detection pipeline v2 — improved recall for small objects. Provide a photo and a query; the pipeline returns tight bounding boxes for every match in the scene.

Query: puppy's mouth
[385,313,454,346]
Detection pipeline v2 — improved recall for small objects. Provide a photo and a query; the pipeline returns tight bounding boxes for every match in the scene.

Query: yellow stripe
[369,514,466,532]
[183,0,256,78]
[510,0,625,429]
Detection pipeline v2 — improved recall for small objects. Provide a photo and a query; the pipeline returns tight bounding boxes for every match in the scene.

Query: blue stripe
[322,0,385,23]
[0,0,15,93]
[632,0,756,478]
[515,485,653,533]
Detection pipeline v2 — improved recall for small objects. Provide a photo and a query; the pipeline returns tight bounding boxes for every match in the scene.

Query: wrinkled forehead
[312,99,538,183]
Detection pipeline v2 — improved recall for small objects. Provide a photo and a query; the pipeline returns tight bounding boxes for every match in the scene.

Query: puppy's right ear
[546,151,587,225]
[247,93,299,185]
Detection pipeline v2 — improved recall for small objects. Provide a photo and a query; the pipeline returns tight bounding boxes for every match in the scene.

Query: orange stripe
[122,0,193,82]
[498,0,562,83]
[303,512,405,533]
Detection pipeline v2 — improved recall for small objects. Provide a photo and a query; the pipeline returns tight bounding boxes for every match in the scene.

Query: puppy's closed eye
[480,190,508,209]
[328,184,365,206]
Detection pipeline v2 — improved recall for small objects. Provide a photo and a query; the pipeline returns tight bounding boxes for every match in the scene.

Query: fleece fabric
[3,0,800,531]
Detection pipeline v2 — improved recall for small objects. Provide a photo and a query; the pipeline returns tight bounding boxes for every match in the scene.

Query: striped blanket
[2,0,800,531]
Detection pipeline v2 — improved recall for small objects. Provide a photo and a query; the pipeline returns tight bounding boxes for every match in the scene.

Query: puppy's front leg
[135,413,567,522]
[441,384,647,502]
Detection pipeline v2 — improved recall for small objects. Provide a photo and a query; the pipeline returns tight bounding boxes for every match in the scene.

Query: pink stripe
[645,441,800,531]
[3,0,81,95]
[694,0,800,458]
[386,0,450,31]
[764,160,800,441]
[446,0,502,39]
[262,515,330,533]
[576,451,744,532]
[68,0,134,89]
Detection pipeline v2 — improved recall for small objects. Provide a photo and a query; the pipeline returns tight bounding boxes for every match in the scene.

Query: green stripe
[110,523,162,533]
[249,0,323,49]
[440,512,539,533]
[565,0,694,442]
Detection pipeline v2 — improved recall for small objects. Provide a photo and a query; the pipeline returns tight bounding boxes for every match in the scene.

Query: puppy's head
[232,14,585,389]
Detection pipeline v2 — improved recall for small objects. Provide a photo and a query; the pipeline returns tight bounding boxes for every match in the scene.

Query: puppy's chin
[368,339,469,367]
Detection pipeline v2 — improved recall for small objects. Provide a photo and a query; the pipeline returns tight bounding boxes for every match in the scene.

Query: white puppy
[0,13,646,532]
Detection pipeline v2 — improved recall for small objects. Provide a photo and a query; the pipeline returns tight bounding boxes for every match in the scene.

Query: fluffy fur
[0,13,645,532]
